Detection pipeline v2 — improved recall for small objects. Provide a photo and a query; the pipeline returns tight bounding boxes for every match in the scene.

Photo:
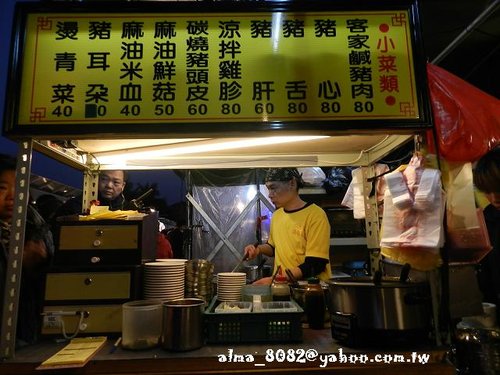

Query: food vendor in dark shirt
[56,170,128,216]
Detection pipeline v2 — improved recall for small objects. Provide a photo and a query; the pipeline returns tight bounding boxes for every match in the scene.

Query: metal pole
[81,159,99,215]
[432,0,500,64]
[1,140,33,359]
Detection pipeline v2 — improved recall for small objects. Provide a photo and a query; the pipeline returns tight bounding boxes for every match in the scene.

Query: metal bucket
[161,298,205,351]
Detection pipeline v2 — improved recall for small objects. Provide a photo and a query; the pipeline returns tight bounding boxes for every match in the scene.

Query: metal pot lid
[327,276,428,288]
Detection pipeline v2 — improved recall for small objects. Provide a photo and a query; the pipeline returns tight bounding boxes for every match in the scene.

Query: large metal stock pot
[328,276,431,332]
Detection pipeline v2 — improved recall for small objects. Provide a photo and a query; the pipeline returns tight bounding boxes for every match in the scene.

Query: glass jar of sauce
[304,277,325,329]
[271,274,290,301]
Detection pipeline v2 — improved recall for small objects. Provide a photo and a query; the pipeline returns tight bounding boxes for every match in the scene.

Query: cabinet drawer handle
[91,256,101,264]
[93,239,101,247]
[84,278,93,286]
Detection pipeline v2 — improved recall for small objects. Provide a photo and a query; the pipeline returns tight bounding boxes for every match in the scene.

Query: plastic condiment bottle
[304,277,325,329]
[271,273,290,301]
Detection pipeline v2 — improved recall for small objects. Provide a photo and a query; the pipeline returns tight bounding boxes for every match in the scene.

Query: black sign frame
[3,0,432,139]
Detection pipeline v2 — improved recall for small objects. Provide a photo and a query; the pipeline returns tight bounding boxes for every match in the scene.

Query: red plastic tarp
[427,63,500,162]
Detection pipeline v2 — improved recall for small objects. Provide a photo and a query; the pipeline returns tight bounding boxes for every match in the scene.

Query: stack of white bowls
[143,260,187,301]
[217,272,246,302]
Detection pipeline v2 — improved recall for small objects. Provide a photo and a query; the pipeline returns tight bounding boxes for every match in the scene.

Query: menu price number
[85,104,107,118]
[52,105,73,118]
[188,104,208,116]
[320,101,341,113]
[154,104,175,116]
[354,101,374,113]
[221,103,241,115]
[120,104,141,117]
[255,103,274,115]
[288,102,308,114]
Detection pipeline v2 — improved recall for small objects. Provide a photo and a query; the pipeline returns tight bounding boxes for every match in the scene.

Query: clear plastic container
[122,299,163,350]
[215,301,252,313]
[261,301,298,313]
[241,285,272,302]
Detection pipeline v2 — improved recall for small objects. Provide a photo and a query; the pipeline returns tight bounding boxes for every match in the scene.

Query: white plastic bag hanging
[297,167,326,187]
[341,164,389,218]
[380,155,445,249]
[444,162,492,260]
[380,169,445,248]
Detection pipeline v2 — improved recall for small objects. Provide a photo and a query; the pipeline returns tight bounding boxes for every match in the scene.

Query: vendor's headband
[265,168,302,183]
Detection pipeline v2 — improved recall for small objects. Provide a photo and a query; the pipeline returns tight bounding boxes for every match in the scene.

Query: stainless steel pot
[328,276,431,331]
[244,265,260,283]
[242,259,268,283]
[162,298,205,351]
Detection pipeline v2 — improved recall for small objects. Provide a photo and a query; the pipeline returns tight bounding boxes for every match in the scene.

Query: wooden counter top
[0,329,455,375]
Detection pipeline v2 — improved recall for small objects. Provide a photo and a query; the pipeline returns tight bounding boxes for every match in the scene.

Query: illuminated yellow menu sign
[18,10,420,126]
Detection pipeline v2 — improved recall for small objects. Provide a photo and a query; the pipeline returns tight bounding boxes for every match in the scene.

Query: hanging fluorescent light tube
[96,136,328,166]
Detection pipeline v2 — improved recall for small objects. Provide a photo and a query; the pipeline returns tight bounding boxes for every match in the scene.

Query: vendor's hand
[244,243,260,260]
[252,276,272,286]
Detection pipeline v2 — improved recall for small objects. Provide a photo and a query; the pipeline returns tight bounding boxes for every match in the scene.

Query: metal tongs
[231,255,248,273]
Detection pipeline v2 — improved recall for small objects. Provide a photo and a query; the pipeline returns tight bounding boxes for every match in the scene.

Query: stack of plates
[143,260,186,301]
[185,259,215,303]
[156,258,189,264]
[217,272,246,302]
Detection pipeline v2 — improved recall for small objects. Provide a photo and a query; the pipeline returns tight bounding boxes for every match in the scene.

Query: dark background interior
[419,0,499,98]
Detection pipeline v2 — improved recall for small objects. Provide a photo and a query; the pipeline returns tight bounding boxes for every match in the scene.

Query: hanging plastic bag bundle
[380,155,444,271]
[442,161,492,263]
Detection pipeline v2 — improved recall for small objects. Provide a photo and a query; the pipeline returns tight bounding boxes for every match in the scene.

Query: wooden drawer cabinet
[45,272,131,301]
[58,225,138,250]
[53,214,158,266]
